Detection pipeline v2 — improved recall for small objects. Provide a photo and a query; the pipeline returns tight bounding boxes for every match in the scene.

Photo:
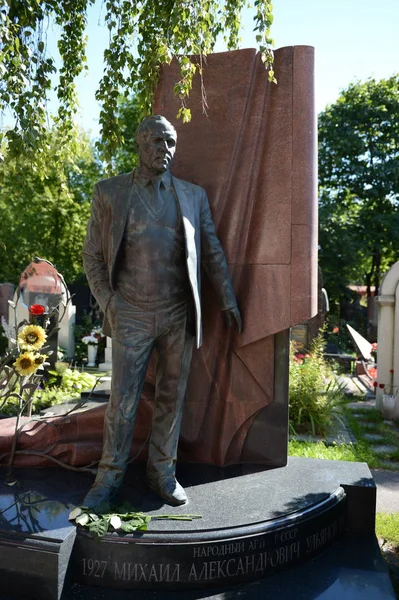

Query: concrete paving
[340,375,399,514]
[372,469,399,513]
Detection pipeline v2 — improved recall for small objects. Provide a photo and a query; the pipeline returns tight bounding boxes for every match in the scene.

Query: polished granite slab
[0,458,391,599]
[0,458,376,535]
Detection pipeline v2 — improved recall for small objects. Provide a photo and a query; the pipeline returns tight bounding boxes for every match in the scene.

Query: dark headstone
[0,283,14,323]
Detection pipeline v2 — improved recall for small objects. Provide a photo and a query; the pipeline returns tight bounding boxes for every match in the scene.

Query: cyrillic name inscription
[79,515,345,586]
[188,542,301,581]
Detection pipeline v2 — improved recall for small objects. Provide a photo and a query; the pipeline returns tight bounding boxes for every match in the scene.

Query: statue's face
[138,119,177,175]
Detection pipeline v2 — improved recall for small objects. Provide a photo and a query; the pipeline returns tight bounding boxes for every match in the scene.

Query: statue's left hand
[223,306,242,334]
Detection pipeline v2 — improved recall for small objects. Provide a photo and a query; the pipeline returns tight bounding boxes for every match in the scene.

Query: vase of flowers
[382,393,396,420]
[82,334,99,367]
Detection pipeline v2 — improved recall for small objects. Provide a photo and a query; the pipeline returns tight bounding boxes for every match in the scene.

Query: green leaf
[120,518,149,532]
[88,517,110,537]
[1,0,276,170]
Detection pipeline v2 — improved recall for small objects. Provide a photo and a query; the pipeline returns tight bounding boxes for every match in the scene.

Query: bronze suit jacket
[83,170,237,348]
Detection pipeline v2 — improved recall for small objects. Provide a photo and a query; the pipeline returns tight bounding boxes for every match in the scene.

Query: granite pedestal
[0,458,394,599]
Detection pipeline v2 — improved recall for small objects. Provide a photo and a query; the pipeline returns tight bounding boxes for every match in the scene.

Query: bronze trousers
[94,295,194,489]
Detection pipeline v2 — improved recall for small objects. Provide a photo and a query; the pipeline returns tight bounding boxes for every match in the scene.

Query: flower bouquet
[82,334,99,346]
[81,329,104,366]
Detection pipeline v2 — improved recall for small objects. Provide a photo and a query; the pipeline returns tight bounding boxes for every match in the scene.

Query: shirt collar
[134,167,172,189]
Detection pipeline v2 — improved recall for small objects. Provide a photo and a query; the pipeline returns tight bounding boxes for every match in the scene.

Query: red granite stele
[0,46,317,469]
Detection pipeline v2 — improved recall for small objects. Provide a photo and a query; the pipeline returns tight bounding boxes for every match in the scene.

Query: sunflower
[18,324,47,351]
[14,352,38,376]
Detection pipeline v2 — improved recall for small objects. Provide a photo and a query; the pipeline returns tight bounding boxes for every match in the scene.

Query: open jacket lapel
[172,177,187,216]
[173,176,202,348]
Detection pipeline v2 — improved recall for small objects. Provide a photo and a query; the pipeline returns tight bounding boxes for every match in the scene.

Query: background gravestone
[10,289,29,341]
[57,301,76,360]
[0,283,14,324]
[376,260,399,418]
[291,267,327,351]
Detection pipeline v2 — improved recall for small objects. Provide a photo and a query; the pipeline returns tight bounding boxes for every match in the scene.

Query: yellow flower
[18,324,47,351]
[14,352,38,376]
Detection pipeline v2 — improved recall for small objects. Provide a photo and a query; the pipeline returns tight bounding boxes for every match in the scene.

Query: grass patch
[377,514,399,597]
[376,514,399,545]
[345,407,399,462]
[348,407,384,423]
[289,397,399,468]
[288,439,382,467]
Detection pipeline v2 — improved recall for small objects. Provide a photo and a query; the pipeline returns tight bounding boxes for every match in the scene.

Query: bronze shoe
[147,476,188,506]
[82,482,116,509]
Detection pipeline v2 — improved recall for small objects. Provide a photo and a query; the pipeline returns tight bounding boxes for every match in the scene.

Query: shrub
[289,331,346,436]
[0,366,97,416]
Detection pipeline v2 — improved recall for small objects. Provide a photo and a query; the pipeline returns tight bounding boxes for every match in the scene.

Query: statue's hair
[135,115,176,145]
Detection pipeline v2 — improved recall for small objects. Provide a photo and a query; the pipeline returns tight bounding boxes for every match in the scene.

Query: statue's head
[135,115,177,175]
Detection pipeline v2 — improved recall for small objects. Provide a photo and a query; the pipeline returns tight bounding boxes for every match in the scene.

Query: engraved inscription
[80,510,345,586]
[306,519,341,553]
[193,542,245,558]
[113,562,180,583]
[81,559,108,578]
[188,542,301,581]
[248,538,267,551]
[275,527,298,544]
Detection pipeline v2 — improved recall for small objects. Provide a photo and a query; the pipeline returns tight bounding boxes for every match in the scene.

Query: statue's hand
[223,306,242,334]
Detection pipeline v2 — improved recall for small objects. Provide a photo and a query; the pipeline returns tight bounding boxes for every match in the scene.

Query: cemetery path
[340,374,399,514]
[372,469,399,513]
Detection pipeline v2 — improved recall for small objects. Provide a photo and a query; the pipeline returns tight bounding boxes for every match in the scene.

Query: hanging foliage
[0,0,274,170]
[0,125,103,283]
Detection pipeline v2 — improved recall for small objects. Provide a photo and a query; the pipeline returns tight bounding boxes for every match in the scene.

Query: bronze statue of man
[82,115,241,507]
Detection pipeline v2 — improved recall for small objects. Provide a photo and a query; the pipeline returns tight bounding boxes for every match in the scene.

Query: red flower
[373,381,378,388]
[29,304,45,316]
[379,383,385,389]
[333,327,339,334]
[390,369,395,374]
